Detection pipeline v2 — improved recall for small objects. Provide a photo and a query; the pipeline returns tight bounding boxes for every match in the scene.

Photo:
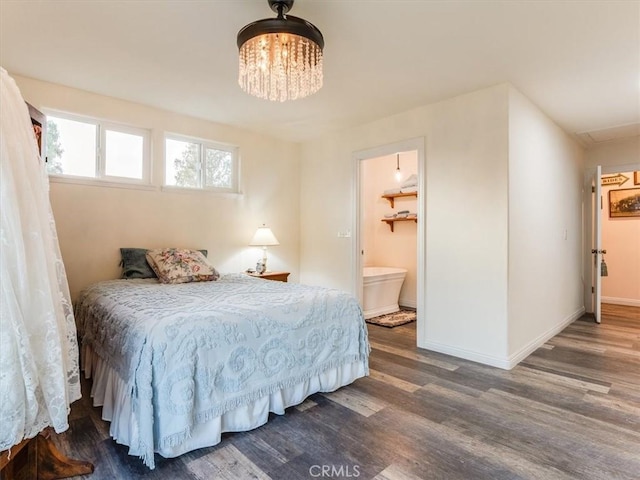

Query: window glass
[204,148,232,188]
[165,135,237,192]
[45,112,150,184]
[165,138,201,188]
[46,116,96,177]
[105,130,143,179]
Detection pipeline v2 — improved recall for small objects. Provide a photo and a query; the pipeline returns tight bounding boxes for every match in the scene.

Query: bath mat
[366,309,416,328]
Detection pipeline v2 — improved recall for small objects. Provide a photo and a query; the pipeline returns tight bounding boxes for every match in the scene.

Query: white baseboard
[399,297,417,309]
[363,304,399,320]
[418,339,513,369]
[418,306,585,371]
[505,306,585,369]
[601,296,640,307]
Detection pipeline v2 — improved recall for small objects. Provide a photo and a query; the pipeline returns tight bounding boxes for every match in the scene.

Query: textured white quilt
[75,274,369,468]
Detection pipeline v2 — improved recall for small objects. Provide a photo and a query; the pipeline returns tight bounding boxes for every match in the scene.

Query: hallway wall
[507,87,585,363]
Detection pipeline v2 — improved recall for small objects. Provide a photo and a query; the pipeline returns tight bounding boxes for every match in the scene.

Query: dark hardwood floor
[51,304,640,479]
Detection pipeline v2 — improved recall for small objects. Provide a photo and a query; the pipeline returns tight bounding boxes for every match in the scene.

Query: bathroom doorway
[352,138,426,339]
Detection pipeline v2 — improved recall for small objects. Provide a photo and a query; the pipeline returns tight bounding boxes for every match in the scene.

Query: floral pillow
[145,248,219,284]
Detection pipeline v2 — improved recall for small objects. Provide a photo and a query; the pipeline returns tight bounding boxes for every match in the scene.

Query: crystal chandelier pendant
[237,0,324,102]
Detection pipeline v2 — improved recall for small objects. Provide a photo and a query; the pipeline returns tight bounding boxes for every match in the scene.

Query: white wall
[423,87,511,366]
[21,71,589,367]
[13,74,300,299]
[507,87,585,363]
[584,136,640,170]
[301,84,512,367]
[301,83,587,368]
[361,152,418,307]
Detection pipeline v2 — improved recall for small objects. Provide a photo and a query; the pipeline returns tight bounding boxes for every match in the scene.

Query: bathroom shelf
[381,191,417,208]
[381,217,417,232]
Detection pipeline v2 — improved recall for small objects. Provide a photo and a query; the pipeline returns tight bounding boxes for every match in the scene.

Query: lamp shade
[249,225,280,246]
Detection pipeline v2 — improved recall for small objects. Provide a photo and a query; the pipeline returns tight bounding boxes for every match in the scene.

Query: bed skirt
[82,344,367,460]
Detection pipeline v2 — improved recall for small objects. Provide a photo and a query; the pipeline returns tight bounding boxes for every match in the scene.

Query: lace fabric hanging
[0,68,81,450]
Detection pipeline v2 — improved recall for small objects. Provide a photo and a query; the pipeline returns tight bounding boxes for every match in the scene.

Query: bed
[74,273,369,469]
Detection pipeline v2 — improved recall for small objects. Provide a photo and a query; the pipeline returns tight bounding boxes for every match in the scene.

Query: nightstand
[246,271,290,282]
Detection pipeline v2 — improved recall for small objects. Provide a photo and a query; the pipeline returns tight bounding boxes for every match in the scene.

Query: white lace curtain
[0,68,81,450]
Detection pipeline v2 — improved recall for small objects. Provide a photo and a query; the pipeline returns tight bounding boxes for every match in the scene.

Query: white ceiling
[1,0,638,143]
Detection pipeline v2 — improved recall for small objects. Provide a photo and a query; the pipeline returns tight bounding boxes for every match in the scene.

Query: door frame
[592,165,602,323]
[352,137,426,341]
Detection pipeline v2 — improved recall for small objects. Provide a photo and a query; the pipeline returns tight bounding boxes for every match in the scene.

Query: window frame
[163,132,239,193]
[44,110,152,185]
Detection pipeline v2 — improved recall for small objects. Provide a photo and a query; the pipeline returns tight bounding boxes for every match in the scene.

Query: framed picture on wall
[609,187,640,218]
[635,171,640,185]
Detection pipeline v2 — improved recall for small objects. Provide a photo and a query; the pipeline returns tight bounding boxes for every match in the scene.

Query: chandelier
[237,0,324,102]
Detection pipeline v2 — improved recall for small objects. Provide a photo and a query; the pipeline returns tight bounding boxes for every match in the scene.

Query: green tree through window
[45,120,64,174]
[205,148,232,188]
[173,142,200,188]
[166,136,235,190]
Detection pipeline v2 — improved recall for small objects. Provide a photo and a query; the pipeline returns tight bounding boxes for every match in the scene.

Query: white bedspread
[74,274,369,468]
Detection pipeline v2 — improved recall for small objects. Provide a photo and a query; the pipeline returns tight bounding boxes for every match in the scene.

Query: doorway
[352,138,426,341]
[600,168,640,314]
[586,163,640,323]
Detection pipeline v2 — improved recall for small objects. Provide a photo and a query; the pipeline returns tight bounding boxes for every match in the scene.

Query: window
[45,112,150,183]
[165,134,238,192]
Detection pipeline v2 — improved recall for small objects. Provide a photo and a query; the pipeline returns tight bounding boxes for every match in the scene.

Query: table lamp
[249,224,279,273]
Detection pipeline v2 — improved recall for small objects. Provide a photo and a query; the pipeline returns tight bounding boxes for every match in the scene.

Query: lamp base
[262,246,268,273]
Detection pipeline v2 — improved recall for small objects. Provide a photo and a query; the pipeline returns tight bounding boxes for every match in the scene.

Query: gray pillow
[120,248,208,279]
[120,248,156,279]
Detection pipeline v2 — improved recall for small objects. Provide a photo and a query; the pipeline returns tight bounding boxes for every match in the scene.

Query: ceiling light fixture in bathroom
[395,154,403,182]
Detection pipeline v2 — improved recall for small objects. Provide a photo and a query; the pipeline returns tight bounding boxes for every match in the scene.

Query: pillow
[145,248,219,284]
[120,248,157,279]
[120,248,209,279]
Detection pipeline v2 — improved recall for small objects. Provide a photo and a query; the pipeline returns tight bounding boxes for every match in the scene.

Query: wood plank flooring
[50,304,640,479]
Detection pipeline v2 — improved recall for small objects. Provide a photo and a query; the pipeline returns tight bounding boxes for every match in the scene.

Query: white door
[592,165,603,324]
